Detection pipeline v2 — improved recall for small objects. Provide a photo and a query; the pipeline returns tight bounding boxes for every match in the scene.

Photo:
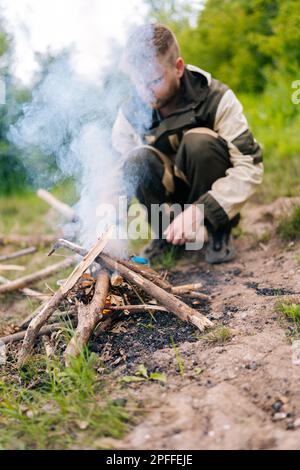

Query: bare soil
[95,197,300,450]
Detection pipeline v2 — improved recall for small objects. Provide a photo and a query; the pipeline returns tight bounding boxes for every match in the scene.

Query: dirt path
[99,198,300,450]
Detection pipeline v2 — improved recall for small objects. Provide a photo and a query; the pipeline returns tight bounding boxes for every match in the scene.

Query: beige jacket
[112,65,263,229]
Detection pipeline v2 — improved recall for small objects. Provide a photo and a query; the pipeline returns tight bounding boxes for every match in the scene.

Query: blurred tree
[256,0,300,75]
[146,0,288,93]
[0,21,29,195]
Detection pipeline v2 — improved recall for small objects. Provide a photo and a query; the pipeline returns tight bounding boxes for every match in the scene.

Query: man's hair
[123,23,180,72]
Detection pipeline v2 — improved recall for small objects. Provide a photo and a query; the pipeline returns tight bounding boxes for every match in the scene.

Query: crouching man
[112,23,263,263]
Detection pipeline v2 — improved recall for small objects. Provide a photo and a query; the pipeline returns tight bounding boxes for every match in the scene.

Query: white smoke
[1,1,154,255]
[9,52,130,250]
[2,4,164,257]
[1,0,148,85]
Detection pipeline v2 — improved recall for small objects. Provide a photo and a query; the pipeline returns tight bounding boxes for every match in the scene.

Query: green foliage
[0,182,76,235]
[147,0,300,199]
[277,302,300,324]
[257,0,300,76]
[154,0,299,94]
[277,206,300,240]
[170,336,184,375]
[276,301,300,340]
[200,326,232,344]
[121,364,167,384]
[0,23,32,195]
[152,244,184,270]
[240,90,300,200]
[185,0,278,92]
[0,30,9,57]
[0,353,130,450]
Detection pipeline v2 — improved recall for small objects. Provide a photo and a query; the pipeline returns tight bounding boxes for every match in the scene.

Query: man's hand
[164,204,203,245]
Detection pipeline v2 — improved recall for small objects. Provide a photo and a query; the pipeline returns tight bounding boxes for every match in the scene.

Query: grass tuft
[276,302,300,324]
[277,206,300,241]
[170,336,185,375]
[0,351,130,450]
[200,326,232,345]
[276,301,300,340]
[152,245,184,270]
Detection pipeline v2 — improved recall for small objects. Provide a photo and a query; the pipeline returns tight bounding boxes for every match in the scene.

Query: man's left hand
[164,204,203,245]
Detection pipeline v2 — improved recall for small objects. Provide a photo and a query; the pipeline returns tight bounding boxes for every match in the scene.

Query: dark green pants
[123,128,233,236]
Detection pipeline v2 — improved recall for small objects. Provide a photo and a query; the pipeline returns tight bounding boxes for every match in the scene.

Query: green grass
[0,192,51,235]
[0,185,78,324]
[241,87,300,202]
[277,302,300,323]
[121,364,167,384]
[152,245,184,270]
[0,351,130,450]
[199,326,232,345]
[0,188,135,449]
[276,301,300,340]
[170,336,185,376]
[0,181,77,236]
[277,205,300,241]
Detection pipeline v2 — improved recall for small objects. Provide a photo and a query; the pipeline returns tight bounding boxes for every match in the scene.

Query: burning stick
[64,269,110,366]
[0,246,37,262]
[49,239,213,332]
[37,189,77,222]
[17,227,113,367]
[0,257,77,295]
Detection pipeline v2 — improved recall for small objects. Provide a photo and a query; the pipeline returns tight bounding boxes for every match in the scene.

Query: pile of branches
[0,190,213,368]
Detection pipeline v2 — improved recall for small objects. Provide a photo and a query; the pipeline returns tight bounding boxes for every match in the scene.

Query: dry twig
[17,227,113,366]
[0,247,37,262]
[0,257,77,295]
[37,189,77,222]
[0,323,64,345]
[64,269,110,365]
[50,238,213,332]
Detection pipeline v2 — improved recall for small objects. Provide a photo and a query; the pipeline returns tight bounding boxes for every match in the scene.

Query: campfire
[0,190,213,368]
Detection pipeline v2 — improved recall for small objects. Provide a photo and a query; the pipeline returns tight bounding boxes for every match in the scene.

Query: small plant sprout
[200,326,232,344]
[121,364,167,384]
[170,336,185,376]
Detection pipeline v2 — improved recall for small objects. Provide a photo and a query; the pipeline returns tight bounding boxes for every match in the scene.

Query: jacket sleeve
[197,89,264,229]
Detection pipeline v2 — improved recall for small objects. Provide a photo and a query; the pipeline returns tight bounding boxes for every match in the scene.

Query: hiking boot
[204,214,240,264]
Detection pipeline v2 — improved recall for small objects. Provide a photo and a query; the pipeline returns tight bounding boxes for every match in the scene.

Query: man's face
[130,57,183,109]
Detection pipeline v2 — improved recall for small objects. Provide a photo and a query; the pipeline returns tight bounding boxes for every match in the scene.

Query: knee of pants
[182,132,218,165]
